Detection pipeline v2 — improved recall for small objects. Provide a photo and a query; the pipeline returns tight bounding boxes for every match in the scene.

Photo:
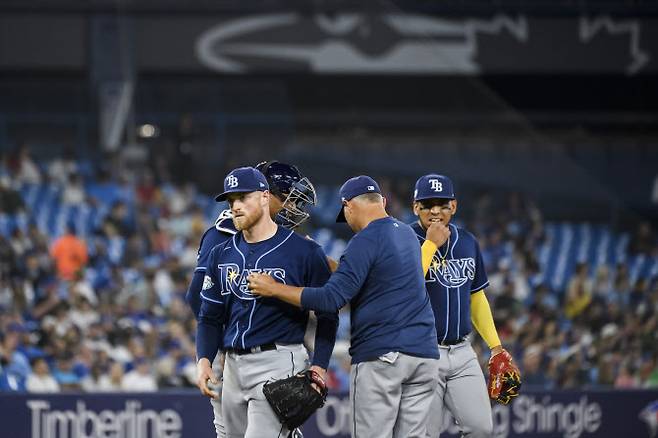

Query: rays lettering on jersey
[217,263,286,300]
[427,257,476,288]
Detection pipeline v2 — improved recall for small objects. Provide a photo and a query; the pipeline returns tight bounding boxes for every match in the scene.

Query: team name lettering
[427,257,476,288]
[216,263,286,300]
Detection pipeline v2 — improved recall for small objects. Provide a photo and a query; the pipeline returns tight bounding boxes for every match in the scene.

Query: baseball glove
[263,369,328,430]
[488,349,521,405]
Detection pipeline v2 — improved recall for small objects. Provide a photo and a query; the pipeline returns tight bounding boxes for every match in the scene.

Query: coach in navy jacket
[249,175,439,438]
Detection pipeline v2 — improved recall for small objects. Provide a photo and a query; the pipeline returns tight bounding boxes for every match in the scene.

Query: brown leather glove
[488,349,521,404]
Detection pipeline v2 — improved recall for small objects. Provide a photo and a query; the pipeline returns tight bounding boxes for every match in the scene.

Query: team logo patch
[202,275,215,290]
[429,179,443,192]
[226,175,239,188]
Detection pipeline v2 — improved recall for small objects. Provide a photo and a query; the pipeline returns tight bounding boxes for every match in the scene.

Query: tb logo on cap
[429,179,443,192]
[226,175,239,188]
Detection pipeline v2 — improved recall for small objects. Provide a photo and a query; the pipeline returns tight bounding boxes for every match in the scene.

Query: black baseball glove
[263,369,328,430]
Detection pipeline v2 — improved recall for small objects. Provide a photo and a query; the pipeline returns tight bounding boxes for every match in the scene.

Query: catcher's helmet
[255,160,317,229]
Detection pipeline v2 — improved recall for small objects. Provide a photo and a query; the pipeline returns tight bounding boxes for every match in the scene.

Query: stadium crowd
[1,145,657,394]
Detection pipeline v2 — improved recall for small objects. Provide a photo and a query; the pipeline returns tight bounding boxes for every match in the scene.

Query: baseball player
[186,161,318,438]
[410,174,518,438]
[195,166,338,438]
[248,175,440,438]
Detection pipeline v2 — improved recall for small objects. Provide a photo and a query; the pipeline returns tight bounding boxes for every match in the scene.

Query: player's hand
[309,365,327,394]
[247,273,276,297]
[490,345,504,357]
[426,220,450,248]
[197,358,219,399]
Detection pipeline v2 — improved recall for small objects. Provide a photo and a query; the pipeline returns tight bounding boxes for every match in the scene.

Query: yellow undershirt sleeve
[471,290,502,349]
[421,240,438,276]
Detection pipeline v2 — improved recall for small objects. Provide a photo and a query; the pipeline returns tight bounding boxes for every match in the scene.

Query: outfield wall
[1,389,657,438]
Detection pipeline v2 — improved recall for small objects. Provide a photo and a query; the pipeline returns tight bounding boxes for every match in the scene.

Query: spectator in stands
[0,176,25,214]
[107,201,134,236]
[0,324,30,391]
[614,363,639,388]
[25,357,60,393]
[81,362,105,392]
[494,281,522,321]
[48,147,78,185]
[136,170,160,204]
[97,361,124,392]
[50,222,88,281]
[51,353,82,391]
[69,295,99,332]
[612,263,632,305]
[521,344,554,388]
[121,357,157,392]
[565,262,593,319]
[640,356,658,388]
[61,173,85,205]
[11,144,41,185]
[629,221,656,256]
[0,235,17,284]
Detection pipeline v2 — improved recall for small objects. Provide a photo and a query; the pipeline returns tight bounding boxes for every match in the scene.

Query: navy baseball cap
[215,167,270,202]
[336,175,381,222]
[414,174,456,201]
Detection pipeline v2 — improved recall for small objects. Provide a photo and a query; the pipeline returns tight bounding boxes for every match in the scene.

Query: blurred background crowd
[1,143,657,394]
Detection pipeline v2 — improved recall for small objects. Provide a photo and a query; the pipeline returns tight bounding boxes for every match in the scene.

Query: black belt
[230,343,277,355]
[439,337,467,346]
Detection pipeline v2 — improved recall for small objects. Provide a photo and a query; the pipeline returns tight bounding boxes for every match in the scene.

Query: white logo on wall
[27,400,182,438]
[226,175,239,188]
[429,179,443,192]
[195,13,529,74]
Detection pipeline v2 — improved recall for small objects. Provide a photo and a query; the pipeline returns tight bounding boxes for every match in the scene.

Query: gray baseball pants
[222,343,309,438]
[350,352,439,438]
[425,340,493,438]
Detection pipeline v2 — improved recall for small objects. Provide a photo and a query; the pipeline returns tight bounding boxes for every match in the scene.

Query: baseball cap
[414,174,456,201]
[336,175,381,222]
[215,167,270,202]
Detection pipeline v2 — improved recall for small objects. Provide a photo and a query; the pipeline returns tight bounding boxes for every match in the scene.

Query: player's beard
[232,208,264,231]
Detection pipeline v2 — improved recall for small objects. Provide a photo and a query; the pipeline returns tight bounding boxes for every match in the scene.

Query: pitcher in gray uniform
[410,174,517,438]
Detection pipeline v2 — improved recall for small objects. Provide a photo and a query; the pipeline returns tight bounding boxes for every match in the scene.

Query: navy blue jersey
[186,210,237,317]
[301,217,439,364]
[410,222,489,343]
[196,226,338,369]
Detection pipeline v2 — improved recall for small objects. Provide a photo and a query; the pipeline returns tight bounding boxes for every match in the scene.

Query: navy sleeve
[305,246,338,369]
[301,232,377,313]
[196,247,227,362]
[186,228,231,317]
[470,238,490,293]
[186,271,204,317]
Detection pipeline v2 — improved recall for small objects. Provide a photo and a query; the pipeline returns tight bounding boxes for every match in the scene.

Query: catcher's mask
[255,160,317,230]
